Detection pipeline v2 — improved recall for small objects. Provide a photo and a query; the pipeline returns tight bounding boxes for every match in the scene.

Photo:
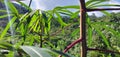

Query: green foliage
[0,0,120,57]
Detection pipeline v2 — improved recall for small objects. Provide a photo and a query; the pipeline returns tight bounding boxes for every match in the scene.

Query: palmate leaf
[27,10,39,27]
[86,0,109,7]
[86,0,120,9]
[19,9,51,35]
[17,10,38,36]
[93,22,120,38]
[53,5,79,17]
[26,10,43,33]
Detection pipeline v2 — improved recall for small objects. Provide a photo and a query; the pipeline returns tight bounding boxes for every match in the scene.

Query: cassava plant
[0,0,120,57]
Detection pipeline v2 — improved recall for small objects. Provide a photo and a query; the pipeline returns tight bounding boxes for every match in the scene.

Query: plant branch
[80,0,87,57]
[88,48,120,54]
[63,38,83,53]
[87,8,120,12]
[59,38,83,57]
[29,0,32,7]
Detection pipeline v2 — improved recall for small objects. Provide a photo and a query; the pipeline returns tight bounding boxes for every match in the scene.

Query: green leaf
[55,12,67,26]
[87,17,93,47]
[71,10,80,18]
[92,24,111,48]
[86,0,109,8]
[54,5,79,10]
[63,5,80,9]
[5,51,14,57]
[71,28,79,37]
[40,48,71,57]
[0,14,13,19]
[29,36,34,46]
[0,10,7,13]
[57,9,73,16]
[21,46,52,57]
[0,41,13,50]
[7,1,19,16]
[58,12,72,16]
[0,16,17,39]
[96,23,120,38]
[47,16,52,32]
[101,11,111,16]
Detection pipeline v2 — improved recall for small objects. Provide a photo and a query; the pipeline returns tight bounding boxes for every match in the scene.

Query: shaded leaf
[21,46,52,57]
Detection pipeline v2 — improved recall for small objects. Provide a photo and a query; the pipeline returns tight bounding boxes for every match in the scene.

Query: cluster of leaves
[0,0,119,57]
[87,12,120,57]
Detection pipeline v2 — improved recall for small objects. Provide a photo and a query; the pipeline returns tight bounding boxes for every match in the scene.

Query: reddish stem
[87,8,120,12]
[59,38,83,57]
[88,48,120,54]
[64,38,83,53]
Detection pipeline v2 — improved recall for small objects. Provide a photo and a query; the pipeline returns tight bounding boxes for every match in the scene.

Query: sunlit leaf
[55,12,67,26]
[7,1,19,16]
[0,16,17,39]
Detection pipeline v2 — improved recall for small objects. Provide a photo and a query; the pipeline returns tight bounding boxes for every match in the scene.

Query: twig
[29,0,32,7]
[87,8,120,12]
[64,38,83,53]
[59,38,83,57]
[88,48,120,54]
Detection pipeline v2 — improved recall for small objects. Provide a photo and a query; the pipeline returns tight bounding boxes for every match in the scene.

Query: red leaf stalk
[63,38,83,53]
[87,8,120,12]
[88,48,120,54]
[59,38,83,57]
